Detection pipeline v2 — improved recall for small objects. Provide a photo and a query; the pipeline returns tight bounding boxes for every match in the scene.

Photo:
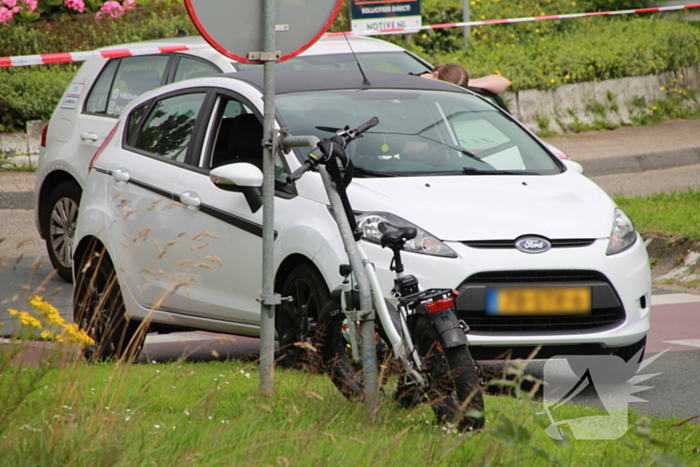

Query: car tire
[44,181,81,283]
[276,263,330,372]
[73,243,146,362]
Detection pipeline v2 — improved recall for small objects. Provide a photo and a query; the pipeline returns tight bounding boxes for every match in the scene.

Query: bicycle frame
[319,165,427,387]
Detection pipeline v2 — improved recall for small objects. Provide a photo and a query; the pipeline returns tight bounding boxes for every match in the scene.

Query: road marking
[663,339,700,348]
[652,293,700,306]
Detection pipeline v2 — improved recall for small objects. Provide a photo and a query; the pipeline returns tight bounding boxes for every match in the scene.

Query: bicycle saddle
[378,222,418,249]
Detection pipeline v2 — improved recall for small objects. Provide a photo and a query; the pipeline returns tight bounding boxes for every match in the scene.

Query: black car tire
[276,264,331,372]
[44,181,81,283]
[73,244,145,362]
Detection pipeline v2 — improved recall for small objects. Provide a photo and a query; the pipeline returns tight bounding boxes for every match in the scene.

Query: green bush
[0,66,76,132]
[1,0,699,132]
[0,1,198,132]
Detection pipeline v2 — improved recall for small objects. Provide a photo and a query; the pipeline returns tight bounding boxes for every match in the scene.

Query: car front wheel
[73,243,145,362]
[276,264,330,372]
[44,181,81,283]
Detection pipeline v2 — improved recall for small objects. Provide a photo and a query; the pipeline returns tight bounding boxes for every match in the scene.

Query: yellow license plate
[486,286,591,315]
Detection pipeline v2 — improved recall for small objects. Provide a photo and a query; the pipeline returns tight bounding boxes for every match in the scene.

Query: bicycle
[286,117,485,431]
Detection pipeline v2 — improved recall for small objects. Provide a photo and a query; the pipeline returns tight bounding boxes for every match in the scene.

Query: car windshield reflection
[276,90,562,176]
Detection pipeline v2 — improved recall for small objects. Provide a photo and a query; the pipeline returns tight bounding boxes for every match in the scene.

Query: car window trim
[166,53,223,83]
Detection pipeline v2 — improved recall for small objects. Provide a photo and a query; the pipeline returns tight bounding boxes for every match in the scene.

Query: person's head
[435,63,469,86]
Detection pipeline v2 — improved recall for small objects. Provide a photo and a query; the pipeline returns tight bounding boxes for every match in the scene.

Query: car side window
[208,97,288,185]
[174,57,220,82]
[209,99,263,169]
[85,55,169,118]
[132,93,206,163]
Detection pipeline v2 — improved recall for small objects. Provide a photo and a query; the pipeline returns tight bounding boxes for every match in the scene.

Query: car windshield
[276,89,562,176]
[236,52,430,75]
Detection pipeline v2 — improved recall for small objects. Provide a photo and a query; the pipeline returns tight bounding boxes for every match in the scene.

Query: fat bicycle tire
[317,300,398,400]
[410,315,485,431]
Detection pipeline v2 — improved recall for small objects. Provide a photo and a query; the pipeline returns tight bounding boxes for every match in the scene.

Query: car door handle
[80,132,99,142]
[112,168,130,185]
[179,191,201,211]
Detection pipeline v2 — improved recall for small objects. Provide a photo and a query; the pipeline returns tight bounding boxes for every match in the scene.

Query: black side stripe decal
[94,167,268,238]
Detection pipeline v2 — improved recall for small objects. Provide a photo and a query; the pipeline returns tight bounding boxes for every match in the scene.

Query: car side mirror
[210,163,264,213]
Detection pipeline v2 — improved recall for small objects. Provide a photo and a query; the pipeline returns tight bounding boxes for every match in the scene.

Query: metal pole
[463,0,470,49]
[259,0,277,398]
[319,167,380,422]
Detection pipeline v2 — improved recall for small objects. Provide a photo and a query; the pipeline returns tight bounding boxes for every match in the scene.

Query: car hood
[339,172,615,241]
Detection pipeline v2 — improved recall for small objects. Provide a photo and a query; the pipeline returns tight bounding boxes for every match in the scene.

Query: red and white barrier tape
[328,2,700,37]
[0,44,210,68]
[2,3,699,68]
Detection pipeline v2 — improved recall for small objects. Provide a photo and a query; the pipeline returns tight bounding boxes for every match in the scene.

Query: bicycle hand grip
[353,116,380,137]
[286,159,315,183]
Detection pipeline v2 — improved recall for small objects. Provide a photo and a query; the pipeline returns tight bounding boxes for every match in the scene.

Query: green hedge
[0,67,77,132]
[0,1,198,132]
[1,0,699,131]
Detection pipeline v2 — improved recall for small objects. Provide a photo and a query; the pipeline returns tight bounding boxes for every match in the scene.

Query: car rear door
[67,54,222,176]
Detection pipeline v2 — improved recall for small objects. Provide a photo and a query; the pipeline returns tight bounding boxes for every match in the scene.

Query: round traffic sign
[185,0,343,64]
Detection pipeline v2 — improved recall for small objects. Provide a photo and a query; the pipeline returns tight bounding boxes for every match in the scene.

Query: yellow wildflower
[659,86,666,91]
[565,75,570,79]
[550,78,556,83]
[31,296,64,325]
[18,312,42,329]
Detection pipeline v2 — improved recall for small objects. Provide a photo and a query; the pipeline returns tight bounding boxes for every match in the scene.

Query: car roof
[96,34,409,56]
[220,69,471,95]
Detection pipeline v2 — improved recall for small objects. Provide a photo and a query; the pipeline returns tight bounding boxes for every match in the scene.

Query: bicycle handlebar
[286,116,380,184]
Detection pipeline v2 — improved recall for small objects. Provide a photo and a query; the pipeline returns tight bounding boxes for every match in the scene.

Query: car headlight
[356,212,457,258]
[606,208,637,255]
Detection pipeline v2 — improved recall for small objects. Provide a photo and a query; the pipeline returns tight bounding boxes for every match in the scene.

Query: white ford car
[71,69,651,368]
[36,34,434,282]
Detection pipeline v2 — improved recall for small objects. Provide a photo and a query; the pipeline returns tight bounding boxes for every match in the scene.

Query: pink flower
[23,0,38,10]
[64,0,85,13]
[0,0,17,10]
[0,6,13,23]
[96,1,124,20]
[122,0,136,11]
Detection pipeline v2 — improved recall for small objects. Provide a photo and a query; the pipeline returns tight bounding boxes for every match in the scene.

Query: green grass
[1,345,698,466]
[615,190,700,238]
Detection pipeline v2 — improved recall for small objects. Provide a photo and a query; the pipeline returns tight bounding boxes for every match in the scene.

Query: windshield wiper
[462,167,539,175]
[352,165,398,177]
[418,136,482,162]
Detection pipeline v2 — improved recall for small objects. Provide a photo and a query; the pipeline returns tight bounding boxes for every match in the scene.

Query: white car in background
[71,69,650,372]
[36,34,434,282]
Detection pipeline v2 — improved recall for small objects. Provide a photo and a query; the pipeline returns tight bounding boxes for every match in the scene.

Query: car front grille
[455,270,625,333]
[462,238,595,249]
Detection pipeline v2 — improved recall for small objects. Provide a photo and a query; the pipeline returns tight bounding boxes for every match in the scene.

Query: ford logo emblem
[515,236,551,254]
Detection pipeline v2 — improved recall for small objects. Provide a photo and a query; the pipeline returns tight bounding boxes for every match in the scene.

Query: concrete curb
[579,146,700,177]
